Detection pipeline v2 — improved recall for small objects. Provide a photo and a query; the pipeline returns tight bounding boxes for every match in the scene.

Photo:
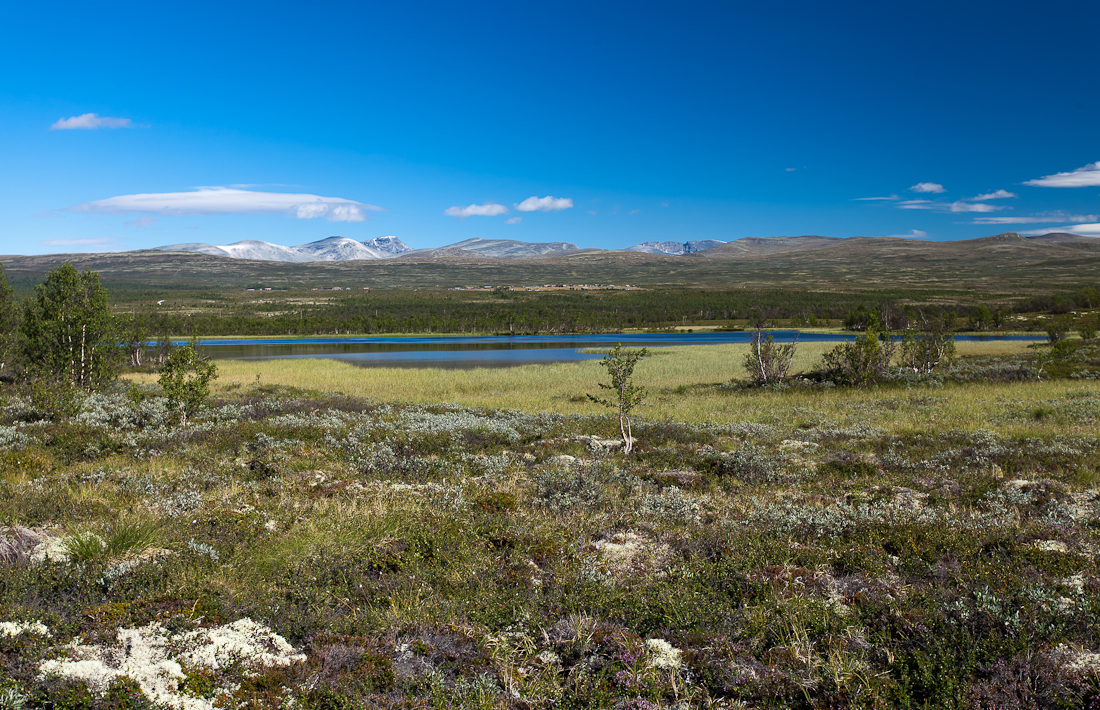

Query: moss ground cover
[4,342,1100,708]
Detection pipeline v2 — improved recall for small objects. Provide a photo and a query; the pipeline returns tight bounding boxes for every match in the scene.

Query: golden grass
[118,338,1100,438]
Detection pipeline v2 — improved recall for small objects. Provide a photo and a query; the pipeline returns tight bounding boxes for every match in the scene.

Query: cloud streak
[971,212,1099,225]
[40,237,122,249]
[909,182,945,194]
[444,202,509,218]
[969,189,1017,201]
[69,187,380,222]
[949,201,1001,213]
[1021,223,1100,237]
[1024,161,1100,188]
[515,196,573,212]
[51,113,135,130]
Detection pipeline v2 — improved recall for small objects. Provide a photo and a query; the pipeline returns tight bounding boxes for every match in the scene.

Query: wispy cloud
[1023,161,1100,188]
[949,201,1002,213]
[897,200,935,210]
[50,113,135,130]
[853,195,900,201]
[1021,223,1100,236]
[505,216,522,224]
[444,202,509,219]
[40,237,122,250]
[885,229,930,239]
[971,212,1099,225]
[969,189,1017,201]
[515,196,573,212]
[69,187,380,222]
[909,182,945,194]
[124,217,157,228]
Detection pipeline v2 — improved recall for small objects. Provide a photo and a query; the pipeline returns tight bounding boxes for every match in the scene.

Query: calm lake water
[181,332,1043,369]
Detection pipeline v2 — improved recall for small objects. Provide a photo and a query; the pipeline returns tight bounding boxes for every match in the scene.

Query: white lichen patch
[176,618,306,670]
[583,532,672,583]
[1048,644,1100,676]
[32,538,72,564]
[0,620,51,637]
[37,618,305,710]
[646,638,682,669]
[1034,539,1069,553]
[779,439,818,454]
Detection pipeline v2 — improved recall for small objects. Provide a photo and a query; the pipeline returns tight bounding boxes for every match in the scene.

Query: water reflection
[180,332,1042,370]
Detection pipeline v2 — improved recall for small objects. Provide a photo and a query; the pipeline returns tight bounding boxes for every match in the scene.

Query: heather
[2,364,1100,709]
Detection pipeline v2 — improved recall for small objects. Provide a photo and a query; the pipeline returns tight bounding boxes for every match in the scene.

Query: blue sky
[1,0,1098,255]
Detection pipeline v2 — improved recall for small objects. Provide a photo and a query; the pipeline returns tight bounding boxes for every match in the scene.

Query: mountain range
[157,236,414,262]
[153,233,1097,264]
[4,232,1098,293]
[626,240,726,255]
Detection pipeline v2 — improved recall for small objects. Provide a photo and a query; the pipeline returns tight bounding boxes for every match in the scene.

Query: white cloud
[785,167,797,172]
[897,200,935,209]
[854,195,900,201]
[124,217,157,228]
[886,229,930,239]
[909,182,945,194]
[969,189,1017,201]
[1021,223,1100,236]
[1023,161,1100,188]
[69,187,380,222]
[587,209,598,216]
[40,237,122,249]
[506,216,522,224]
[949,201,1002,213]
[515,195,573,212]
[50,113,134,130]
[629,209,641,214]
[443,202,509,218]
[971,212,1099,225]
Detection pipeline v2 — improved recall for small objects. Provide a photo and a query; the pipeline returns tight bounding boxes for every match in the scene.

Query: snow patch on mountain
[626,240,726,255]
[157,236,414,262]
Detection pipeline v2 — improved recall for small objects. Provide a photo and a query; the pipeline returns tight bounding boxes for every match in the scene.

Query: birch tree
[20,263,119,389]
[587,343,649,453]
[0,264,17,377]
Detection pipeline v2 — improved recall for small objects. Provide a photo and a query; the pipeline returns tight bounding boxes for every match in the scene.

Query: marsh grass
[124,339,1041,427]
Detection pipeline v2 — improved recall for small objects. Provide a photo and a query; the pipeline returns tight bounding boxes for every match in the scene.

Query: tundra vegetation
[2,263,1100,708]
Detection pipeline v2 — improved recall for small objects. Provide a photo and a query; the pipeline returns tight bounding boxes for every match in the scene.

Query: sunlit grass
[117,338,1094,437]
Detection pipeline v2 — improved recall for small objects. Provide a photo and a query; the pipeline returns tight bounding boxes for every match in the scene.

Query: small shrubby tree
[743,330,797,385]
[818,325,896,386]
[20,262,119,390]
[121,316,149,368]
[588,343,648,453]
[1044,317,1070,345]
[899,319,956,374]
[159,342,218,423]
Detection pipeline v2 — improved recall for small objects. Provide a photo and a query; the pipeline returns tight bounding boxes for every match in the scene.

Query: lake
[180,332,1044,369]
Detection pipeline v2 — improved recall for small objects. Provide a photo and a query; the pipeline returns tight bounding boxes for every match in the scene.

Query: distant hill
[410,238,580,259]
[5,231,1097,293]
[627,240,726,255]
[365,236,414,256]
[157,236,413,262]
[690,235,843,258]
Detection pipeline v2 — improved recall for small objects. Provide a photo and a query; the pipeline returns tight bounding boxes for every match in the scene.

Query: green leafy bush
[817,325,895,386]
[158,343,218,423]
